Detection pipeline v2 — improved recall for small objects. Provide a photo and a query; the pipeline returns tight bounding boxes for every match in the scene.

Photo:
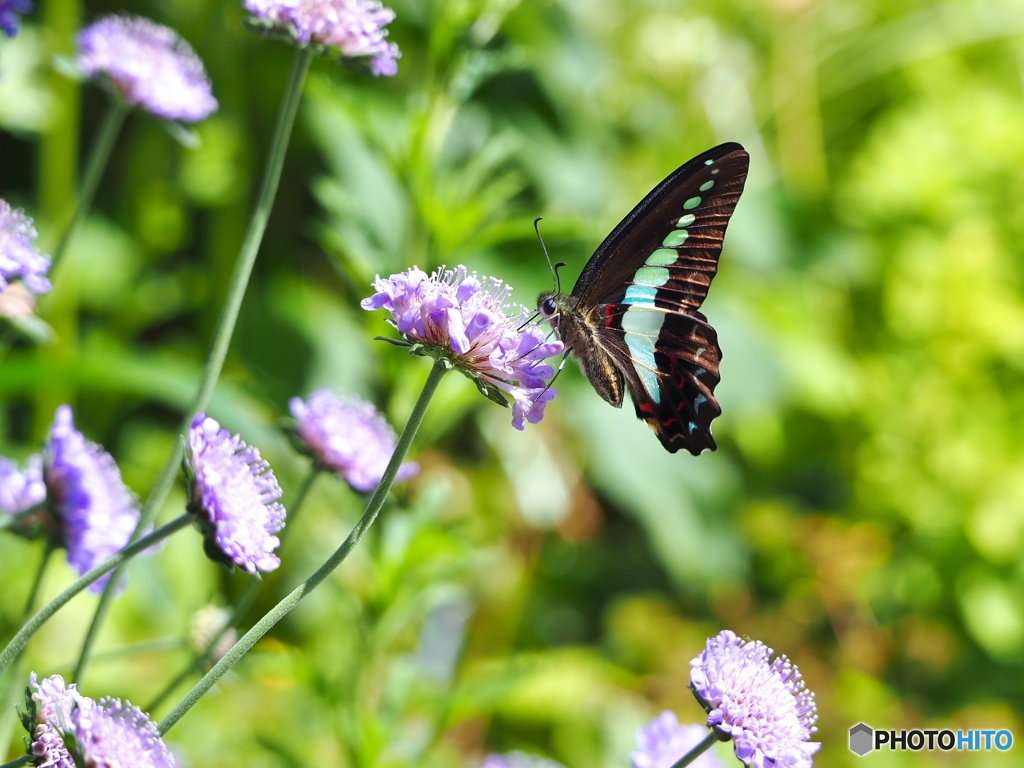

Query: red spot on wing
[604,303,617,328]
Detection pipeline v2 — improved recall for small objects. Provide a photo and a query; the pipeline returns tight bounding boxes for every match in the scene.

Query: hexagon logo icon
[849,723,874,756]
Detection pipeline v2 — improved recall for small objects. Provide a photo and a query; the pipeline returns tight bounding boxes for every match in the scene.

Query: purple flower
[26,673,175,768]
[289,389,418,492]
[44,406,140,592]
[76,15,218,122]
[362,266,564,430]
[26,673,78,768]
[244,0,401,76]
[632,711,724,768]
[690,630,819,768]
[0,200,51,296]
[481,753,566,768]
[0,454,45,515]
[187,414,286,574]
[0,0,30,38]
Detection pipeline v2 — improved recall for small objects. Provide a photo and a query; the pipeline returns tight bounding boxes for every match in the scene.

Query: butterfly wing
[573,143,748,454]
[574,143,748,309]
[600,306,723,453]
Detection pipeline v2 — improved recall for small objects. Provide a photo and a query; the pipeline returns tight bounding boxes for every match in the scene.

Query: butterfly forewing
[555,142,748,454]
[575,143,749,311]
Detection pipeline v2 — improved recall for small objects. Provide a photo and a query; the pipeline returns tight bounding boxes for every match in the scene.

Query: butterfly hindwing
[602,305,722,454]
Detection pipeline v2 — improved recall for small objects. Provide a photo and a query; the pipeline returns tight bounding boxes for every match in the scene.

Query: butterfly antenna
[533,217,566,294]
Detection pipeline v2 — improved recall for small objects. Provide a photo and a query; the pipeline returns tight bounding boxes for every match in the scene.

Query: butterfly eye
[541,298,557,317]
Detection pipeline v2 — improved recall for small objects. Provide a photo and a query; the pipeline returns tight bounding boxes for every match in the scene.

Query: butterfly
[537,143,749,455]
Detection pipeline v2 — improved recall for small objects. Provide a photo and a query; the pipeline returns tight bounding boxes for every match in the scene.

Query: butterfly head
[537,290,579,331]
[537,292,558,319]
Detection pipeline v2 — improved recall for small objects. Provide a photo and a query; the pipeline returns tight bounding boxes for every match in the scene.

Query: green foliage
[2,0,1023,766]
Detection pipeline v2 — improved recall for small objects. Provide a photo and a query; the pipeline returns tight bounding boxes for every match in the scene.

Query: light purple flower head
[289,389,418,492]
[362,265,564,431]
[187,414,286,574]
[0,0,31,38]
[76,15,218,122]
[0,454,46,515]
[244,0,401,76]
[44,406,140,592]
[25,673,174,768]
[0,200,52,296]
[690,630,819,768]
[26,672,78,768]
[632,711,724,768]
[481,752,566,768]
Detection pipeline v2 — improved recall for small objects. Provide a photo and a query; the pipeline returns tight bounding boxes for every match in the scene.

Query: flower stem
[0,514,192,681]
[0,754,34,767]
[146,467,320,713]
[670,730,719,768]
[49,97,130,271]
[0,547,55,753]
[158,360,447,736]
[22,546,53,620]
[71,46,315,686]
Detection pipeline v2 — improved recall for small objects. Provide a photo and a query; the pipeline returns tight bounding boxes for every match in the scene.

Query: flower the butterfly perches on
[361,265,564,430]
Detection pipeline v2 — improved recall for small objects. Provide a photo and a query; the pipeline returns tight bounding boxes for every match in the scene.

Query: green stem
[188,45,313,418]
[0,514,191,680]
[146,467,320,713]
[158,360,447,736]
[0,548,55,753]
[81,635,185,664]
[670,730,719,768]
[21,547,52,620]
[49,98,130,270]
[72,46,315,686]
[1,754,34,767]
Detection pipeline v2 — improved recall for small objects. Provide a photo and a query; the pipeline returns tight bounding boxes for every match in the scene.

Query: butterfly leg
[524,347,573,422]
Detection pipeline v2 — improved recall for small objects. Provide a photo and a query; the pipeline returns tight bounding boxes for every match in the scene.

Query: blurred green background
[2,0,1024,765]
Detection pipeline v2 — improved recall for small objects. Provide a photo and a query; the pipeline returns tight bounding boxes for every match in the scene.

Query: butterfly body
[537,143,749,455]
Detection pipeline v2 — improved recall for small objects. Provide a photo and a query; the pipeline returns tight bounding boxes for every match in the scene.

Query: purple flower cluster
[244,0,401,76]
[690,630,819,768]
[632,711,724,768]
[44,406,140,591]
[362,266,564,430]
[0,200,52,296]
[0,454,45,515]
[76,15,218,122]
[0,0,30,38]
[26,673,175,768]
[290,389,418,492]
[187,414,286,574]
[26,673,76,768]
